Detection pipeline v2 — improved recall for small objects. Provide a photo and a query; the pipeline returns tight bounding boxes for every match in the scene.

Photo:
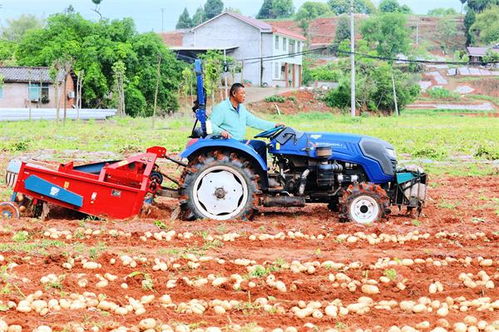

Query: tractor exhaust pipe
[262,196,306,208]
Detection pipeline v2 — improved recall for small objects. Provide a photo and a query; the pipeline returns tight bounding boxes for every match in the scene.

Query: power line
[173,46,499,66]
[334,49,499,65]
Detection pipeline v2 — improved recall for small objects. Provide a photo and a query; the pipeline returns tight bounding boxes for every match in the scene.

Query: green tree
[257,0,274,19]
[324,60,420,113]
[465,0,499,12]
[16,12,183,116]
[176,8,193,29]
[0,40,17,65]
[461,0,499,45]
[198,50,224,105]
[204,0,224,20]
[225,7,242,14]
[272,0,295,17]
[436,18,461,54]
[332,15,351,49]
[464,9,476,45]
[1,14,44,41]
[257,0,295,19]
[379,0,411,13]
[483,49,499,62]
[327,0,376,15]
[192,7,206,26]
[360,12,411,58]
[470,5,499,45]
[91,0,103,20]
[296,2,332,21]
[427,8,458,16]
[295,1,331,41]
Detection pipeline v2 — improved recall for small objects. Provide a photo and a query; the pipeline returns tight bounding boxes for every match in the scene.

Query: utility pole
[416,18,419,45]
[350,0,356,117]
[391,73,399,116]
[223,48,228,99]
[152,55,162,129]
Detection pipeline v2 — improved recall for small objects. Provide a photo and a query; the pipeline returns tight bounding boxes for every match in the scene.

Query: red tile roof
[270,25,306,41]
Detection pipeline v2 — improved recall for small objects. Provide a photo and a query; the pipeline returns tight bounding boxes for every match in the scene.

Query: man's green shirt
[209,99,275,141]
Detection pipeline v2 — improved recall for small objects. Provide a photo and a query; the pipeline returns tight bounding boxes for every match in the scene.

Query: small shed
[0,66,75,109]
[466,45,499,63]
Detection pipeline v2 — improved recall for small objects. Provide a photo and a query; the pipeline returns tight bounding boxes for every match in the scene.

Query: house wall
[261,33,274,87]
[0,74,75,109]
[184,15,264,86]
[181,14,304,88]
[269,34,304,88]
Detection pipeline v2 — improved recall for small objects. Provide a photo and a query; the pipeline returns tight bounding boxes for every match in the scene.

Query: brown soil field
[248,90,335,115]
[0,173,497,331]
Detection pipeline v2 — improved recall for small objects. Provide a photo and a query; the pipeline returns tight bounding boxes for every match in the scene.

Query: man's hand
[220,130,231,139]
[275,123,285,127]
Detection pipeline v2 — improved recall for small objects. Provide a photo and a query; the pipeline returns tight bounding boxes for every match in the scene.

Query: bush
[303,59,342,85]
[474,145,499,160]
[412,147,448,160]
[264,95,286,103]
[427,87,460,100]
[324,61,420,113]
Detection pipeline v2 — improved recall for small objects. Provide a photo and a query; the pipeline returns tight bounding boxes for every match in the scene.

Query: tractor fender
[180,138,268,172]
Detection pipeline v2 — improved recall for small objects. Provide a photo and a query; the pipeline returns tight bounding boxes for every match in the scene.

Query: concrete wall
[0,74,75,109]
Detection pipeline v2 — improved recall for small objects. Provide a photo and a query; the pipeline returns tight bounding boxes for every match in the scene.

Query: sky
[0,0,463,33]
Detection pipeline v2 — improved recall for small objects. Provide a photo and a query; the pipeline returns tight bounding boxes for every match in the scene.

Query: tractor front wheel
[339,183,389,224]
[179,151,259,221]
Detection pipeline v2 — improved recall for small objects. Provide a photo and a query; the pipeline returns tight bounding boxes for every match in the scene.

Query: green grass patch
[468,94,499,105]
[455,77,493,83]
[427,87,461,100]
[0,240,66,255]
[264,95,286,103]
[1,113,497,175]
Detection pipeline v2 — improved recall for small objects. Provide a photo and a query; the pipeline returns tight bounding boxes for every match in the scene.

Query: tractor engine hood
[268,128,397,183]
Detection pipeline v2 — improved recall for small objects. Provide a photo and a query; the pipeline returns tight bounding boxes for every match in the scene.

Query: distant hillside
[267,15,466,53]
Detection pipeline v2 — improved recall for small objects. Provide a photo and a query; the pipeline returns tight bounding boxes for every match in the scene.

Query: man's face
[233,87,246,103]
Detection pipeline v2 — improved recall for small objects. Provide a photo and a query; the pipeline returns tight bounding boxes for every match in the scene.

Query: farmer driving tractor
[209,83,284,160]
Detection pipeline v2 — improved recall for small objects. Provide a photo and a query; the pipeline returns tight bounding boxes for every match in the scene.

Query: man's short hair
[230,83,245,98]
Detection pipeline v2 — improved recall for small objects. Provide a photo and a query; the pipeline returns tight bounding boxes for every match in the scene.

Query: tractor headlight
[385,148,396,159]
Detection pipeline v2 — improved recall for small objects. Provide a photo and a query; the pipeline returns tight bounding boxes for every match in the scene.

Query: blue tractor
[178,60,427,224]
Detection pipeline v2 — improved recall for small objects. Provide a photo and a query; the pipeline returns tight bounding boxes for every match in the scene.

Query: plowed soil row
[0,175,497,331]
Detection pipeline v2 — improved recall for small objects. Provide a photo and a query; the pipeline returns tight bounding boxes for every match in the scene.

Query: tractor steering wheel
[254,125,286,139]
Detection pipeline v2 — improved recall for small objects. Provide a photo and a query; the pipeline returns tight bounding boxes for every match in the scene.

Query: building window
[289,40,295,54]
[297,41,301,53]
[275,35,279,50]
[274,62,280,79]
[28,83,49,102]
[282,38,287,51]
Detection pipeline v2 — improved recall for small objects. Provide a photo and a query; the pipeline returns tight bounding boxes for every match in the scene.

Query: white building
[173,12,306,88]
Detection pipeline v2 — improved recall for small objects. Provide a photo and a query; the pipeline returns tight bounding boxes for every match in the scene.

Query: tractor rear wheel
[339,183,389,224]
[179,151,259,221]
